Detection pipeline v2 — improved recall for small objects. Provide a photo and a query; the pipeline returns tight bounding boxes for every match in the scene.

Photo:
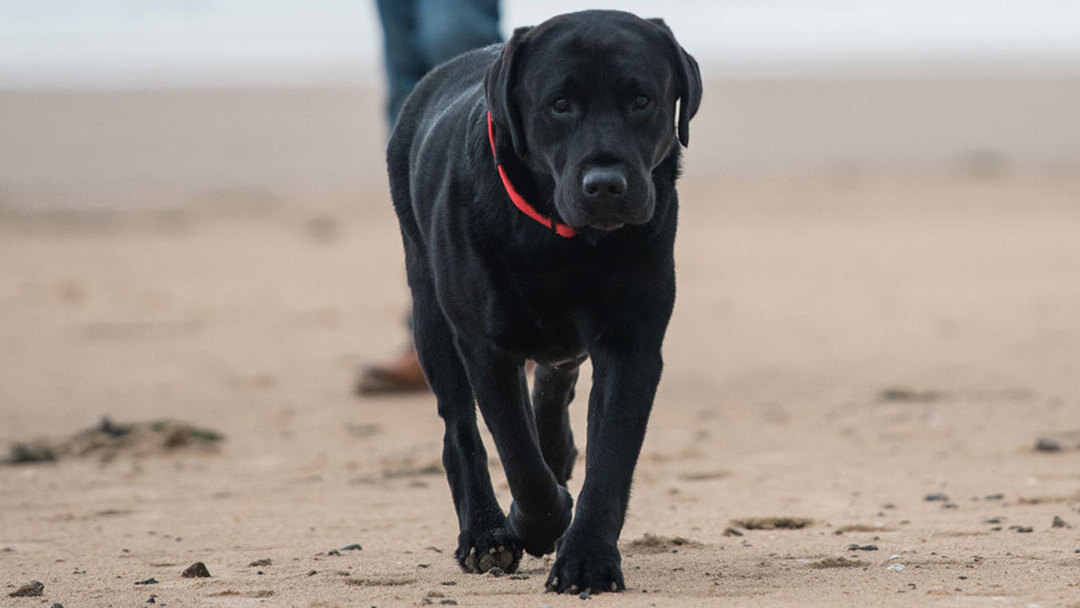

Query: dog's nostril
[581,169,627,199]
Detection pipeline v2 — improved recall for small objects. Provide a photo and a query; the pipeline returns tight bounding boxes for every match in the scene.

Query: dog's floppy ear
[485,26,532,159]
[648,18,702,147]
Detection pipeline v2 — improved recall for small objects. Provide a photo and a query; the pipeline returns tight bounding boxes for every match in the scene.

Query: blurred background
[2,0,1079,210]
[3,6,1080,603]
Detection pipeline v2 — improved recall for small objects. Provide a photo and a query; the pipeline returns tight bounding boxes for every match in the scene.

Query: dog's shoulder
[393,44,501,137]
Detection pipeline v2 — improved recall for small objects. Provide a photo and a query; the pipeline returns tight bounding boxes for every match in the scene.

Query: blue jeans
[376,0,502,128]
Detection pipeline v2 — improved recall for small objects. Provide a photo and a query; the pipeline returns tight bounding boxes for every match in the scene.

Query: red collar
[487,112,577,238]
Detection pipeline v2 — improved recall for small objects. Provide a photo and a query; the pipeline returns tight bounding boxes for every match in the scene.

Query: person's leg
[360,0,502,396]
[360,0,430,395]
[375,0,427,128]
[416,0,502,67]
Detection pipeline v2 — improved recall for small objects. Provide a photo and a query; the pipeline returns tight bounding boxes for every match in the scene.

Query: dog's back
[387,45,501,243]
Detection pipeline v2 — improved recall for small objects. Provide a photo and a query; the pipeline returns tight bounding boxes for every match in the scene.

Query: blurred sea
[3,0,1080,88]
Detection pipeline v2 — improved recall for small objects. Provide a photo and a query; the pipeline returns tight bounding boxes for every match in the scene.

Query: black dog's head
[486,10,702,232]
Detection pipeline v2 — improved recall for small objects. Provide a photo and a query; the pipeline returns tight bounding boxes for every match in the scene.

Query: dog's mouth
[588,219,626,232]
[553,171,656,233]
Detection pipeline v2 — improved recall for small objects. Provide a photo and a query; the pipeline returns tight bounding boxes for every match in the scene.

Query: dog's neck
[486,112,577,238]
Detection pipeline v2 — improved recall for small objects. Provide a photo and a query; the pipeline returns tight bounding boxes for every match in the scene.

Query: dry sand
[2,172,1080,607]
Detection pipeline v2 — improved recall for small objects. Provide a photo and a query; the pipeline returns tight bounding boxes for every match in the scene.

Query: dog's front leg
[454,338,575,559]
[545,337,663,594]
[410,296,518,574]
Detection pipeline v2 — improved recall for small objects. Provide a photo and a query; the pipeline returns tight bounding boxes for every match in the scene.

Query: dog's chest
[487,282,588,362]
[439,260,589,362]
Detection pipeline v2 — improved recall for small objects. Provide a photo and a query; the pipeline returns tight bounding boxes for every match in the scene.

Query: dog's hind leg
[453,340,575,558]
[532,357,585,486]
[409,287,522,574]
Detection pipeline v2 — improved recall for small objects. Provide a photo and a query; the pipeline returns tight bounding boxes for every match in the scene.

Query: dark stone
[8,581,44,597]
[5,443,57,465]
[1034,437,1062,452]
[181,562,211,578]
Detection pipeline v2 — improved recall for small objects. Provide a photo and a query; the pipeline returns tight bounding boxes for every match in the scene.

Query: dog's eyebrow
[536,75,583,96]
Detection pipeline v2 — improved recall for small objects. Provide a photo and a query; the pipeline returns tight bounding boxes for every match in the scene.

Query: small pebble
[886,563,906,571]
[439,600,458,606]
[722,527,744,537]
[578,591,591,600]
[1052,516,1069,528]
[1034,437,1061,452]
[248,558,272,567]
[341,544,363,551]
[182,562,211,578]
[327,549,341,556]
[134,578,159,586]
[925,493,949,502]
[487,567,505,577]
[849,544,878,551]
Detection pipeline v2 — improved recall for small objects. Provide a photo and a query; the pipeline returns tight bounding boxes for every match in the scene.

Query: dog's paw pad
[476,545,518,572]
[457,530,522,574]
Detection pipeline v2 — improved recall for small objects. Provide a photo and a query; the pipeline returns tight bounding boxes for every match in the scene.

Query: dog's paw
[455,525,522,574]
[544,532,624,594]
[507,485,574,557]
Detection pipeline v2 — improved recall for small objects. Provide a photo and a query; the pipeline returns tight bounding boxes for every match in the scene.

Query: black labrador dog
[387,10,701,593]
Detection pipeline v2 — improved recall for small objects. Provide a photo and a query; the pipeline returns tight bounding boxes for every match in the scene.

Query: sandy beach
[2,72,1080,606]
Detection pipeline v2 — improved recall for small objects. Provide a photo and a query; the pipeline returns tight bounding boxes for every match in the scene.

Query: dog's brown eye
[552,98,571,114]
[631,95,650,111]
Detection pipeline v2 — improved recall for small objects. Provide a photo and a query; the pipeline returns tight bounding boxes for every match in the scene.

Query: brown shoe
[356,348,430,395]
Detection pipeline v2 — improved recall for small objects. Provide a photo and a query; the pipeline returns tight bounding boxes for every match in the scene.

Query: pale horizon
[2,0,1080,88]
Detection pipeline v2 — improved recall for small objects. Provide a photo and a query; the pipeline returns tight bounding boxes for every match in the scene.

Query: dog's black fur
[387,10,701,593]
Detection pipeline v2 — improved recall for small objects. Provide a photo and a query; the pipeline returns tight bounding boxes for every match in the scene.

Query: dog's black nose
[581,167,627,199]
